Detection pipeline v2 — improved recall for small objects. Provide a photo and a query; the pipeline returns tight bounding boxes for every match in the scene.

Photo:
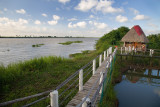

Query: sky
[0,0,160,37]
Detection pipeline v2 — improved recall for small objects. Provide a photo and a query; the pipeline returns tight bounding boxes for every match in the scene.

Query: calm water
[0,38,98,66]
[115,69,160,107]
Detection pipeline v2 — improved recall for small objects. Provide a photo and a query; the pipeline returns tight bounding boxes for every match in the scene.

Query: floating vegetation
[59,41,83,45]
[32,44,44,47]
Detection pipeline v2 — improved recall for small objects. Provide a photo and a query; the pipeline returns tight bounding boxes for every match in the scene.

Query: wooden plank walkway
[67,57,110,107]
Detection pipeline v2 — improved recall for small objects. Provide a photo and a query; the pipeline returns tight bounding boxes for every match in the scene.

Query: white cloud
[18,18,28,24]
[0,17,9,22]
[68,18,77,21]
[16,9,26,14]
[145,29,160,35]
[48,20,57,25]
[89,15,94,18]
[75,0,123,13]
[0,10,3,14]
[0,17,28,36]
[58,0,70,4]
[34,20,41,25]
[4,8,7,11]
[133,14,149,20]
[75,0,98,12]
[147,23,159,28]
[53,15,60,20]
[94,22,107,29]
[122,1,128,5]
[116,15,128,23]
[89,21,107,29]
[89,21,93,24]
[95,0,123,13]
[129,8,139,15]
[68,21,87,28]
[47,15,60,25]
[42,13,47,17]
[56,7,60,11]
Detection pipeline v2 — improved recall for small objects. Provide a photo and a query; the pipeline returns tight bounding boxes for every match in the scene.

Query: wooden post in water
[99,54,102,67]
[104,51,106,60]
[93,59,96,75]
[79,69,83,91]
[50,90,58,107]
[157,70,159,77]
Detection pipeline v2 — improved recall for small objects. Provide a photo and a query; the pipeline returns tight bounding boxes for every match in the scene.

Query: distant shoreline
[0,37,99,38]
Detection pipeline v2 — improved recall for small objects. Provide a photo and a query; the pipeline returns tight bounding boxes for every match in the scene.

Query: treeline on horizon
[0,36,85,38]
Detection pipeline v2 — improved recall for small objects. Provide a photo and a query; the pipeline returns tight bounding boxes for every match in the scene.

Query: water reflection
[115,69,160,107]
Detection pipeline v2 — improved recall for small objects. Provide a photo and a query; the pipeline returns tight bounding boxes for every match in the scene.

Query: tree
[96,26,129,52]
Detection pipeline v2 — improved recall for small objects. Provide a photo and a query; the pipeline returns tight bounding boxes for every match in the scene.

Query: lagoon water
[114,69,160,107]
[0,38,98,66]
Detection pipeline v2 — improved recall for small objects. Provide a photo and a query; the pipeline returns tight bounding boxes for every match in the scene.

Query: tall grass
[0,57,81,102]
[0,50,99,106]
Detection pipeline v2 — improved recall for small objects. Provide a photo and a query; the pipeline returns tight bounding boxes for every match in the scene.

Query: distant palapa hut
[121,25,149,51]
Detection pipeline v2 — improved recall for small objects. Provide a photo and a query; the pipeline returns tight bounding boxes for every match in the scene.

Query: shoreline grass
[59,41,83,45]
[0,50,98,106]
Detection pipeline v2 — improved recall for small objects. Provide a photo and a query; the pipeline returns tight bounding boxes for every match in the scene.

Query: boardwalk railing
[120,47,160,57]
[0,47,113,107]
[76,48,117,107]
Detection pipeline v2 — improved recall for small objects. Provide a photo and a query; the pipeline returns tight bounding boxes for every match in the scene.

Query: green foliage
[32,44,44,47]
[0,56,84,105]
[0,50,98,106]
[147,33,160,49]
[96,26,129,53]
[59,41,83,45]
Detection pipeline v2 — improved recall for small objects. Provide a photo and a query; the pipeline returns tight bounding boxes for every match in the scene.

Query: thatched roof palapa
[121,25,149,43]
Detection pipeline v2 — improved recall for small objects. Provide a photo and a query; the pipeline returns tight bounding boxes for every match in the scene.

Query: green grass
[0,50,99,106]
[58,41,83,45]
[32,44,44,47]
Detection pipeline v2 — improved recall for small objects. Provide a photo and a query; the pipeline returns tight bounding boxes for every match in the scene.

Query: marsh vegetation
[58,41,83,45]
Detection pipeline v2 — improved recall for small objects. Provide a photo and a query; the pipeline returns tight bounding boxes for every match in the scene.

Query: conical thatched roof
[121,25,149,43]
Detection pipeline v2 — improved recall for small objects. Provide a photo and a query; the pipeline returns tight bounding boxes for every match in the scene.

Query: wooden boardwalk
[67,57,110,107]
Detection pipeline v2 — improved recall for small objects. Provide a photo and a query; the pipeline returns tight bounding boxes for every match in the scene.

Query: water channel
[115,69,160,107]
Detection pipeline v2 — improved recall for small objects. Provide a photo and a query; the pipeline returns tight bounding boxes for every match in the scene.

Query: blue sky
[0,0,160,37]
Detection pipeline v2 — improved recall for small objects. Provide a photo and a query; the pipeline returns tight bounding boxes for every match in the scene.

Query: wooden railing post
[79,69,83,91]
[152,49,154,56]
[99,71,104,94]
[50,90,58,107]
[82,97,91,107]
[111,47,112,54]
[99,54,102,67]
[121,47,123,54]
[93,59,96,75]
[129,46,131,52]
[107,49,109,57]
[125,47,127,54]
[110,55,112,63]
[150,49,152,56]
[106,61,109,68]
[104,51,106,60]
